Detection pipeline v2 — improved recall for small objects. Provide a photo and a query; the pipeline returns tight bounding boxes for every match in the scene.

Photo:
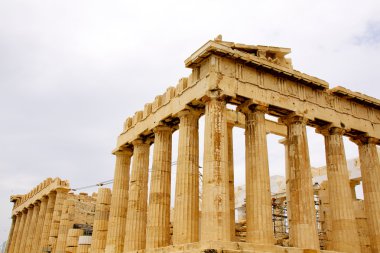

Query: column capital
[278,138,289,145]
[202,90,227,103]
[33,199,41,207]
[114,147,133,157]
[316,125,346,136]
[351,135,380,146]
[177,107,203,119]
[237,100,269,115]
[279,113,308,126]
[153,124,173,133]
[132,138,152,147]
[47,191,57,198]
[55,188,70,194]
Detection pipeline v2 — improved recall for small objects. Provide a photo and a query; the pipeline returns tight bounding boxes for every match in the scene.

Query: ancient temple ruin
[5,38,380,253]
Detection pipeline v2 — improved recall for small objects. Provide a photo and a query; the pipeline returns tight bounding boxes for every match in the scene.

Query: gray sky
[1,0,379,243]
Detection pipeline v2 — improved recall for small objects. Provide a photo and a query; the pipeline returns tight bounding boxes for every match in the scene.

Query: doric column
[352,136,380,252]
[4,215,16,253]
[280,114,319,249]
[7,213,20,253]
[49,188,69,253]
[173,109,201,245]
[240,104,273,244]
[91,188,112,253]
[318,127,361,252]
[105,148,133,253]
[13,209,27,253]
[31,196,48,253]
[201,95,230,241]
[146,125,173,248]
[25,201,41,252]
[227,122,236,241]
[18,205,34,253]
[124,139,150,251]
[39,191,57,252]
[279,138,292,237]
[55,199,76,253]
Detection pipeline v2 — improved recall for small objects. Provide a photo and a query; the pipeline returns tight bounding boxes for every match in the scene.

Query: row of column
[6,188,69,253]
[105,95,380,253]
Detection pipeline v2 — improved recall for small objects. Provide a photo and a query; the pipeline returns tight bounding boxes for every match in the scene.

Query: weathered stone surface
[173,109,201,245]
[105,149,132,253]
[240,104,274,245]
[124,140,150,251]
[146,125,173,248]
[201,95,230,241]
[280,115,319,249]
[318,127,361,253]
[353,137,380,252]
[92,188,112,253]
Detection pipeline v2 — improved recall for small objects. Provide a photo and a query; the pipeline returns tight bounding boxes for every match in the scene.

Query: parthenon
[4,37,380,253]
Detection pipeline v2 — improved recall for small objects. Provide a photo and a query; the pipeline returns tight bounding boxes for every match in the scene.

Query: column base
[125,241,344,253]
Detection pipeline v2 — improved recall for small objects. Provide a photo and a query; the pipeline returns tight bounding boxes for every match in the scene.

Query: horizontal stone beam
[12,178,70,215]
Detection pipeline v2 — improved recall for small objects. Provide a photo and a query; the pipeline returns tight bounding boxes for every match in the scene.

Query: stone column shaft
[49,188,69,253]
[227,123,236,241]
[7,214,21,253]
[105,149,133,253]
[39,192,57,252]
[31,196,48,253]
[92,188,112,253]
[55,199,76,253]
[173,110,200,244]
[201,96,230,241]
[354,137,380,252]
[25,202,41,252]
[13,210,27,253]
[4,215,16,253]
[281,115,319,249]
[146,125,172,248]
[243,106,273,244]
[19,206,34,253]
[279,138,292,236]
[124,140,150,251]
[321,127,360,253]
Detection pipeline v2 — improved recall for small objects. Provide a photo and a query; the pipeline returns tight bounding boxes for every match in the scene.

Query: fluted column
[173,109,201,244]
[92,188,112,253]
[19,205,34,253]
[7,213,20,253]
[39,191,57,252]
[240,104,273,244]
[201,95,230,241]
[124,139,150,251]
[31,196,48,253]
[105,148,133,253]
[55,199,76,253]
[4,215,16,253]
[318,127,361,252]
[279,138,292,237]
[49,188,69,253]
[280,114,319,249]
[13,209,27,253]
[227,122,235,241]
[25,201,41,252]
[146,125,172,248]
[352,136,380,252]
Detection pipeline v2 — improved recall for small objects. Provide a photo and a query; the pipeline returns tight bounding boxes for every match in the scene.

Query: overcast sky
[1,0,379,244]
